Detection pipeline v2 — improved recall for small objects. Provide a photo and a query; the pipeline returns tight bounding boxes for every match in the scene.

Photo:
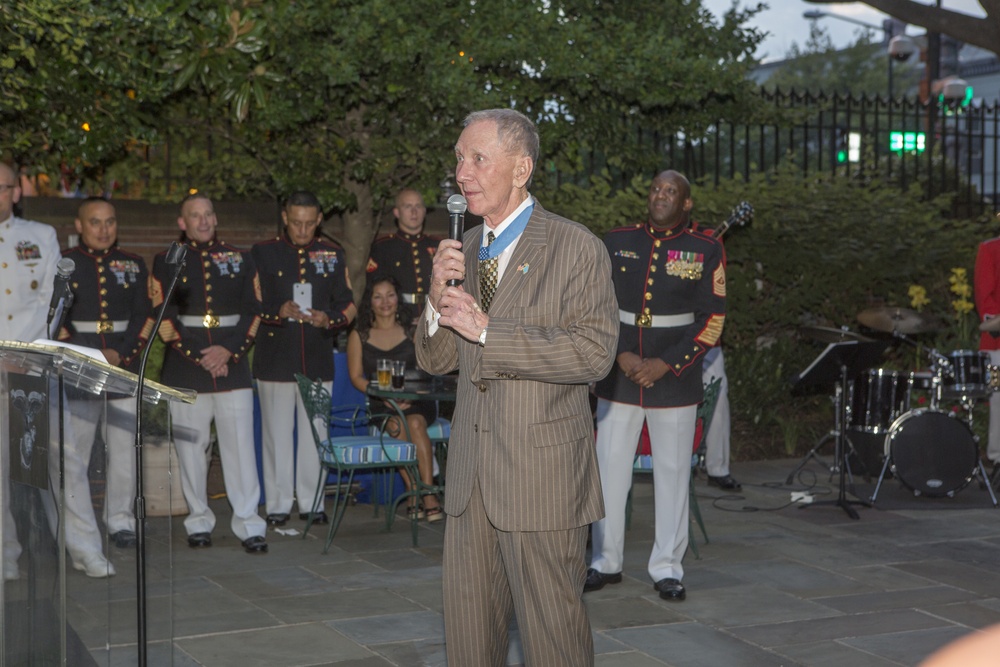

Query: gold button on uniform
[645,292,653,300]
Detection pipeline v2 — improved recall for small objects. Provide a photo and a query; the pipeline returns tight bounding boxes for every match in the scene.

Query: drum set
[791,306,1000,514]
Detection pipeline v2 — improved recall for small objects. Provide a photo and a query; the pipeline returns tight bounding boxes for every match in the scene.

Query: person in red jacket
[974,224,1000,471]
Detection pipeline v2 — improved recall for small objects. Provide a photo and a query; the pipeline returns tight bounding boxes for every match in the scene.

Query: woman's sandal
[407,505,425,521]
[424,506,444,523]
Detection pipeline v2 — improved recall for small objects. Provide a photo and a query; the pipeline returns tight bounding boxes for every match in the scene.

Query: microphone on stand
[446,194,467,287]
[47,257,76,338]
[132,240,186,667]
[165,241,187,269]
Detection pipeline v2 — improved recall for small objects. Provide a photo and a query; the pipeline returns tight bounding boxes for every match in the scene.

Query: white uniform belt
[178,314,240,328]
[619,310,695,328]
[73,320,129,334]
[399,293,426,305]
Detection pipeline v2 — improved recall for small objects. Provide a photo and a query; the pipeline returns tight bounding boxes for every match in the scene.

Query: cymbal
[800,325,872,344]
[857,307,936,334]
[981,317,1000,333]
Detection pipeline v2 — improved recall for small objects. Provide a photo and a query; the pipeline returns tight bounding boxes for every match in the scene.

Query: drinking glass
[391,360,406,390]
[377,359,392,391]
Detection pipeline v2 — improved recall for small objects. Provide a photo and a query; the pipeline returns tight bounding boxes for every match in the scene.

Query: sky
[699,0,988,63]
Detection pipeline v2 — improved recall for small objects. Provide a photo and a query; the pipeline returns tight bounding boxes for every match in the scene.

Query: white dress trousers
[590,398,697,582]
[170,389,266,541]
[988,350,1000,462]
[702,347,732,477]
[65,396,137,534]
[256,380,326,516]
[40,397,106,564]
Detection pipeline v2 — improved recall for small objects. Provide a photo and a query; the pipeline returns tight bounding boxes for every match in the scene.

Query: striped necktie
[479,231,498,313]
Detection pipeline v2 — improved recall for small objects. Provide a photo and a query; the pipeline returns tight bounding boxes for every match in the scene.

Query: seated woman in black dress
[347,275,442,522]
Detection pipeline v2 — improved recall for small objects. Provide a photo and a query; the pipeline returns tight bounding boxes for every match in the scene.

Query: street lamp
[803,9,896,97]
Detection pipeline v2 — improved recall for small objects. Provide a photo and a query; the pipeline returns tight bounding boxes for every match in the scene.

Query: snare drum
[849,369,910,433]
[884,409,979,497]
[942,350,991,399]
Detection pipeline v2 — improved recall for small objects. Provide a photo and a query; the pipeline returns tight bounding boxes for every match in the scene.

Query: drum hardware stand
[955,394,999,506]
[785,391,836,485]
[788,340,888,519]
[784,382,868,485]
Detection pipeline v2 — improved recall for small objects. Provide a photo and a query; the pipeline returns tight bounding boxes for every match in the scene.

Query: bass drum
[884,409,979,497]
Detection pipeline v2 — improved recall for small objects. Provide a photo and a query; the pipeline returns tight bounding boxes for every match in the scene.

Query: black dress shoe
[298,511,329,525]
[266,513,289,526]
[707,474,742,490]
[187,532,212,548]
[654,577,686,601]
[110,530,137,548]
[242,535,268,554]
[583,568,622,592]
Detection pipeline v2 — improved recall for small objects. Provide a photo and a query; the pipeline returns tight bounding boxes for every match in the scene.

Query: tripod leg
[977,460,999,508]
[786,431,835,486]
[869,453,892,504]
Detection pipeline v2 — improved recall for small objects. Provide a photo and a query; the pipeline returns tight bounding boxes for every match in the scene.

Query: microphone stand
[133,242,186,667]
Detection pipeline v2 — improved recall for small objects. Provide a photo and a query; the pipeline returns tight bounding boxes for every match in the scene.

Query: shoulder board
[605,224,643,236]
[316,237,344,251]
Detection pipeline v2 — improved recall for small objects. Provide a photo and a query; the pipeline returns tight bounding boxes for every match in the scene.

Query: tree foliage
[2,0,766,286]
[0,2,179,181]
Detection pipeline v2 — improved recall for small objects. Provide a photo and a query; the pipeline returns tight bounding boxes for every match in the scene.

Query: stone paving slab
[53,458,1000,666]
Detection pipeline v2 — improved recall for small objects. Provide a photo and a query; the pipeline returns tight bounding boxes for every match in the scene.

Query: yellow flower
[908,284,930,311]
[949,267,970,296]
[953,298,974,315]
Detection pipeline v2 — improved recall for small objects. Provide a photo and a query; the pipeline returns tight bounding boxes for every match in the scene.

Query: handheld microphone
[46,257,75,327]
[446,194,467,287]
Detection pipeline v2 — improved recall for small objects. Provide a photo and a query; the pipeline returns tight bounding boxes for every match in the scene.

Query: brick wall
[19,197,456,267]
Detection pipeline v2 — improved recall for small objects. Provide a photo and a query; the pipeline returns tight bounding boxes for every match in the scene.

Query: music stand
[787,340,888,519]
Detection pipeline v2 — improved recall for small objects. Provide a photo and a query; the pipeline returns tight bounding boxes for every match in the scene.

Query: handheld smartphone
[292,282,313,315]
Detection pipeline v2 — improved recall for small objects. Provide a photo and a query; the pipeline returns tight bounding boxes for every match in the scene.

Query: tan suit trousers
[443,478,594,667]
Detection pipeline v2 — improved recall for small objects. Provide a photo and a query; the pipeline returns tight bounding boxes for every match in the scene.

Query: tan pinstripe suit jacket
[416,201,619,531]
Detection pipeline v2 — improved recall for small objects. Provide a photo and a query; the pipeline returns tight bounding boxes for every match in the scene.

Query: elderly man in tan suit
[416,108,619,666]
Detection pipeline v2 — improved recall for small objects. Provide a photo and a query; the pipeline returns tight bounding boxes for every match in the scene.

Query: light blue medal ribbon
[478,203,534,260]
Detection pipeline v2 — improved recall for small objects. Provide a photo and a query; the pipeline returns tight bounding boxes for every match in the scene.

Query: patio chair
[294,373,424,552]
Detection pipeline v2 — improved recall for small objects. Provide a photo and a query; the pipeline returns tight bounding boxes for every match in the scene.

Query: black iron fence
[564,88,1000,218]
[128,88,1000,217]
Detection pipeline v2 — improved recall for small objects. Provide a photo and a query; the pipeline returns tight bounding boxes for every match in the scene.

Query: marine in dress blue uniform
[587,170,725,602]
[59,197,152,560]
[366,189,439,317]
[150,193,268,553]
[251,191,356,525]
